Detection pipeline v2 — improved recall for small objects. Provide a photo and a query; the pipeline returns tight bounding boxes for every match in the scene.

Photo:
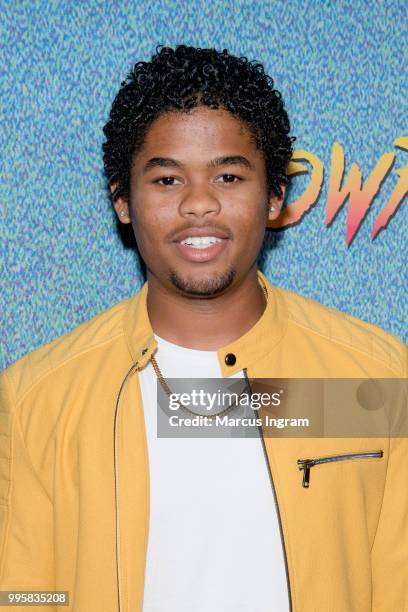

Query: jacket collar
[122,270,288,375]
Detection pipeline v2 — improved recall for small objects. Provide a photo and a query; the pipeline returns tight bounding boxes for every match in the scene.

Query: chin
[168,268,236,297]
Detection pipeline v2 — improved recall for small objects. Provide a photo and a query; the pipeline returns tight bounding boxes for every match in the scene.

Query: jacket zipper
[244,369,293,612]
[114,362,140,612]
[297,450,384,488]
[115,365,295,611]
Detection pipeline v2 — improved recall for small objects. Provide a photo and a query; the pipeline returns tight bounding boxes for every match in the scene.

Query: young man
[0,45,406,611]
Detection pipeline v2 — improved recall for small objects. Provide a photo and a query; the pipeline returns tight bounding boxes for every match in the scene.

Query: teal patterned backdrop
[1,0,407,369]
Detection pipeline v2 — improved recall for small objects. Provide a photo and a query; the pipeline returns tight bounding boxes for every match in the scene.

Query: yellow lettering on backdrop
[268,150,324,229]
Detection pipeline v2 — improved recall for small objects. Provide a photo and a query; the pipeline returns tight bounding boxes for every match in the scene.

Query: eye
[153,176,182,186]
[216,174,242,184]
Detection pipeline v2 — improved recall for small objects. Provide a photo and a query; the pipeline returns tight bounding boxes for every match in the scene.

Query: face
[112,106,284,297]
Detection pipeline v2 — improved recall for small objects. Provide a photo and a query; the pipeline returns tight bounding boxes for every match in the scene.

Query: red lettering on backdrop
[326,143,395,245]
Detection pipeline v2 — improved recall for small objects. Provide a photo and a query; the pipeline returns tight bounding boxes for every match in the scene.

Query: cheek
[131,205,170,258]
[132,187,175,229]
[232,197,267,241]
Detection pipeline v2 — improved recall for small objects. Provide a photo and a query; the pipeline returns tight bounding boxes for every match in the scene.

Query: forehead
[134,106,260,162]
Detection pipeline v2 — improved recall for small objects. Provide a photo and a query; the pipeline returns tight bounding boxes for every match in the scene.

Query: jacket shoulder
[1,296,131,404]
[276,286,407,376]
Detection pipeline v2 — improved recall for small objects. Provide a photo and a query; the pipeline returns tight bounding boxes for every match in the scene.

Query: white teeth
[180,236,223,248]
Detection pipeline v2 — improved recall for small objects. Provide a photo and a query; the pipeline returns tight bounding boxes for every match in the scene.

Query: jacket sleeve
[371,365,408,609]
[0,368,55,592]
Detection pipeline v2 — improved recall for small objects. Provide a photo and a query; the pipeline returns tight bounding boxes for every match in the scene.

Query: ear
[267,185,286,223]
[110,181,131,224]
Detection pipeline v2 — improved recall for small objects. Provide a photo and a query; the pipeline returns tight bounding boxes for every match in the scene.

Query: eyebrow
[142,158,182,173]
[208,155,255,171]
[142,155,255,173]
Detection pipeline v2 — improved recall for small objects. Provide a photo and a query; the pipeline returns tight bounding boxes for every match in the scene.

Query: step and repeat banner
[1,0,406,369]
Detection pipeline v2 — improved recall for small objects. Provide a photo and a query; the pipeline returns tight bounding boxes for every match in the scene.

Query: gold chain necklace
[150,281,267,419]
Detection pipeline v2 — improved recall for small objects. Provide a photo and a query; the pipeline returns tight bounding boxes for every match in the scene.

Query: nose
[178,181,221,219]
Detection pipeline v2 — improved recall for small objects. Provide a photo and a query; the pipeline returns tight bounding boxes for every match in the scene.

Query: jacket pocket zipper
[297,450,383,488]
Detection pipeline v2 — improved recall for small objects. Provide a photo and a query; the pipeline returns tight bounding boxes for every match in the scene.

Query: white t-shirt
[139,334,290,612]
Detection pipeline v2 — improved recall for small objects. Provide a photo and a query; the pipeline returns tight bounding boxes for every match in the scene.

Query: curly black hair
[102,45,294,203]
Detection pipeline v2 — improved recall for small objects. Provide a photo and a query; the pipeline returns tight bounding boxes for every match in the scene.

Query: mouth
[173,235,230,263]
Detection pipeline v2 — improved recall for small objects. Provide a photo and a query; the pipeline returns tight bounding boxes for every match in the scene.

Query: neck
[146,266,266,351]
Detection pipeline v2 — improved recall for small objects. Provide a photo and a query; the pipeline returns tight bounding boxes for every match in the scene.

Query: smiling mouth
[178,236,224,249]
[173,236,229,262]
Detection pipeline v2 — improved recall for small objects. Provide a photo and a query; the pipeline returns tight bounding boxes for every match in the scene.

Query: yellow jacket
[0,271,407,611]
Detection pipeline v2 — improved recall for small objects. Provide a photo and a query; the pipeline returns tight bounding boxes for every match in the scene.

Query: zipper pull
[297,459,315,488]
